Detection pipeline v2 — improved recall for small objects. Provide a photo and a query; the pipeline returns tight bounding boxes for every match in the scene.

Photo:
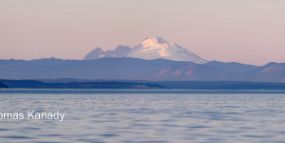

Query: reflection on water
[0,91,285,143]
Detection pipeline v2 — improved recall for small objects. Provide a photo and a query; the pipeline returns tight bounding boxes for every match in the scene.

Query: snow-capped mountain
[84,36,207,64]
[129,36,207,64]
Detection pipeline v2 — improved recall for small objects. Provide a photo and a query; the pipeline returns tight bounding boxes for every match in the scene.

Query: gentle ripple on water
[0,91,285,143]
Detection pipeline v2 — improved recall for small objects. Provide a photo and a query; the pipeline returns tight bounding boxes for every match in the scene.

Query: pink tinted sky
[0,0,284,65]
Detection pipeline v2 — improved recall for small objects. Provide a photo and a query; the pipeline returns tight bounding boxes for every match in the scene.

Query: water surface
[0,90,285,143]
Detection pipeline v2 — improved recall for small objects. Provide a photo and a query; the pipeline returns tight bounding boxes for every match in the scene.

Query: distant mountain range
[0,58,285,82]
[84,36,207,64]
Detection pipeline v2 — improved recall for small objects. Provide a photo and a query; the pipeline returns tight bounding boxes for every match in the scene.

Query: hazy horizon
[0,0,285,65]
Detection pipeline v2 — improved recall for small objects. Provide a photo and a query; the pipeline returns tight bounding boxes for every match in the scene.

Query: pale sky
[0,0,284,65]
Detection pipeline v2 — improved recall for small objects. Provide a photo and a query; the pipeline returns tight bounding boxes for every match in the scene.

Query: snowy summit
[129,36,207,64]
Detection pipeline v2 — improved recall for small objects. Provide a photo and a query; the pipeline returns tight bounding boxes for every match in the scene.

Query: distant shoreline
[1,79,285,91]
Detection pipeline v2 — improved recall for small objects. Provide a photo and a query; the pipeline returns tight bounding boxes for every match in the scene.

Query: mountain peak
[143,36,168,43]
[84,47,104,60]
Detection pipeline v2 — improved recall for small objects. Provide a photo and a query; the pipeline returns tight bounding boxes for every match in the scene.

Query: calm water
[0,90,285,143]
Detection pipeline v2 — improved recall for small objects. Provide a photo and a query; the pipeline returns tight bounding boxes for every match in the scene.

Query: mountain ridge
[1,57,285,82]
